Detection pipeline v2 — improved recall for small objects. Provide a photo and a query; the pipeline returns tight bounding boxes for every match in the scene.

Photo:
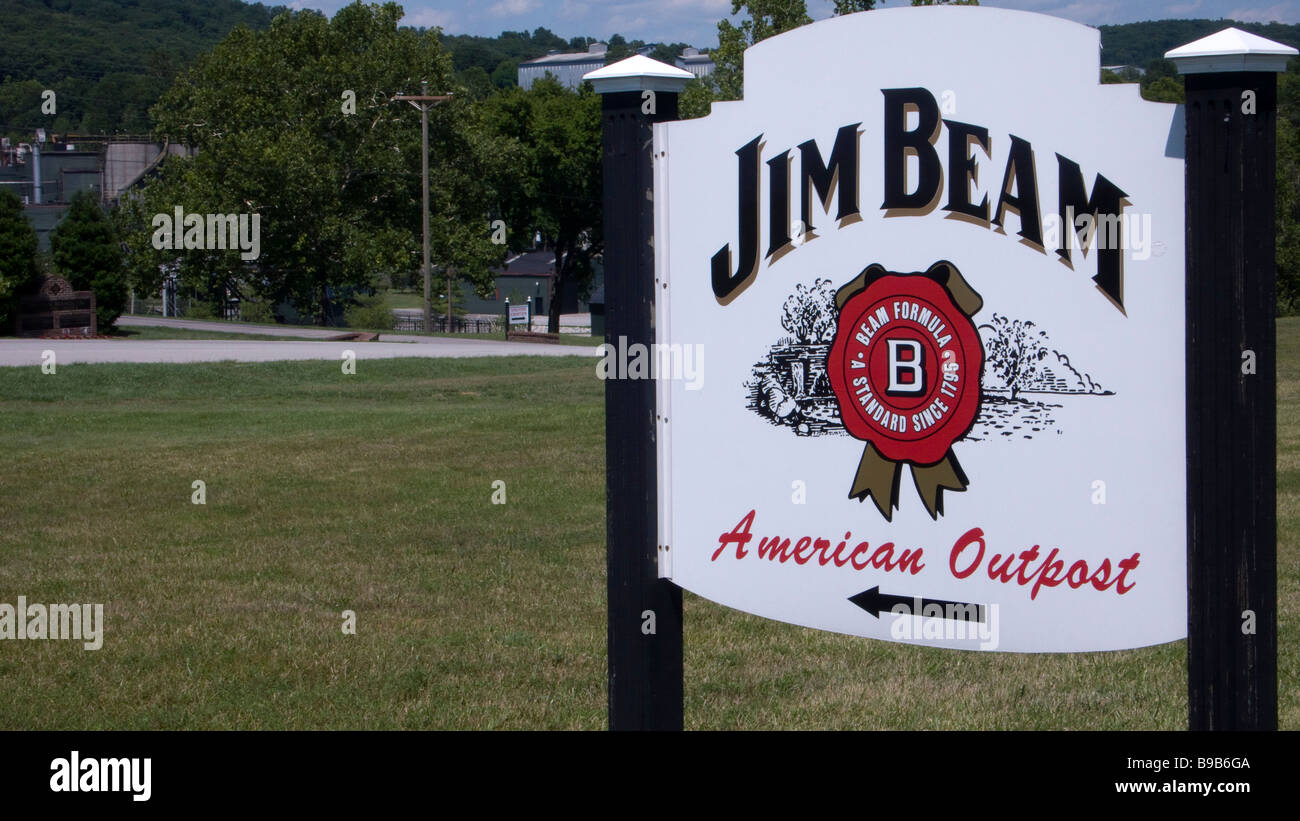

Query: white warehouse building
[518,43,609,90]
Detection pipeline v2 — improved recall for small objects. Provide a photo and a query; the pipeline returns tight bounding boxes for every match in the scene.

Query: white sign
[509,304,529,325]
[654,7,1186,652]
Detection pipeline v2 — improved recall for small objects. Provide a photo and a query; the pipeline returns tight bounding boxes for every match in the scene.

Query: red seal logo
[826,261,984,520]
[829,275,983,466]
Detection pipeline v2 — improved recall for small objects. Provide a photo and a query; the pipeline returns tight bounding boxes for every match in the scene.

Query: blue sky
[285,1,1300,47]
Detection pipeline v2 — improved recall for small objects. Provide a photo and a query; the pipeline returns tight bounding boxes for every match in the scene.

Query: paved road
[0,337,600,367]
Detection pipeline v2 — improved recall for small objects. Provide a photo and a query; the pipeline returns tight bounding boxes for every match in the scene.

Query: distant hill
[0,1,692,137]
[1100,19,1300,67]
[8,4,1294,139]
[0,0,286,137]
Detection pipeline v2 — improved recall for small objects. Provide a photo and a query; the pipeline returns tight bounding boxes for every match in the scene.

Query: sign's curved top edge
[746,5,1099,65]
[735,7,1103,110]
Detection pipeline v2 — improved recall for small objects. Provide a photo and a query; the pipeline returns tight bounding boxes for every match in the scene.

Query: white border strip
[653,121,674,580]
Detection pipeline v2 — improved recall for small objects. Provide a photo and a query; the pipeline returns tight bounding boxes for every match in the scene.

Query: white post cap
[583,55,694,94]
[1166,27,1298,74]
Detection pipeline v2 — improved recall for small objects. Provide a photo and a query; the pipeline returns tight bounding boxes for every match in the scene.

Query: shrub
[185,300,217,319]
[345,293,394,331]
[239,299,277,324]
[50,191,128,329]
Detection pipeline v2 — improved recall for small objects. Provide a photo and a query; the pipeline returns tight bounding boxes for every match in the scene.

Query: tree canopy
[481,77,602,333]
[117,2,509,324]
[0,189,41,331]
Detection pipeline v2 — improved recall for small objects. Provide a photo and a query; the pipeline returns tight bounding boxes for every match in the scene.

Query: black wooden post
[1169,29,1297,730]
[587,58,692,730]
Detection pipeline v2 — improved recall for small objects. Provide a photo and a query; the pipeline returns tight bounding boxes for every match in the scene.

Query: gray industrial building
[0,132,194,250]
[675,47,715,78]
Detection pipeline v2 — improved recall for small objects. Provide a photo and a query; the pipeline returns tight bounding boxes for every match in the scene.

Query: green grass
[383,290,424,310]
[0,319,1295,730]
[0,357,605,730]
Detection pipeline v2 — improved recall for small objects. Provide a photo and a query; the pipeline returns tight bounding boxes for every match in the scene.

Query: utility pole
[394,82,451,333]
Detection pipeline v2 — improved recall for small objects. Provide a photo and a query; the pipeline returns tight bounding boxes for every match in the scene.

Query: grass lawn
[0,322,1295,730]
[383,290,424,311]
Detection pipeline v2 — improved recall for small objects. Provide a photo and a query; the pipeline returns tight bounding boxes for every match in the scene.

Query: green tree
[606,33,633,61]
[453,66,495,102]
[482,77,602,333]
[1144,57,1179,81]
[679,77,718,120]
[1141,76,1184,103]
[713,2,813,102]
[491,59,520,89]
[0,188,41,333]
[120,2,507,325]
[0,0,285,139]
[1278,58,1300,314]
[50,190,128,330]
[650,42,694,64]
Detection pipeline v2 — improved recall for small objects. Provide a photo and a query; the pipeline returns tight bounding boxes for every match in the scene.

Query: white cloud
[1225,3,1300,22]
[288,0,347,12]
[562,0,591,18]
[595,0,729,40]
[404,8,456,29]
[489,0,541,17]
[606,14,653,34]
[1035,1,1125,25]
[662,0,731,9]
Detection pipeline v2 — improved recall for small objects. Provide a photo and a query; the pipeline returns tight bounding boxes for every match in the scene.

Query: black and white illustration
[745,277,1113,440]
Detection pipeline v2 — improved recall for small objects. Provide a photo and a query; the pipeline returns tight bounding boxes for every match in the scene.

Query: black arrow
[848,586,986,624]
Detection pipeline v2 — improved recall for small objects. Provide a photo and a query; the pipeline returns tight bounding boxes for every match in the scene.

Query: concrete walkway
[115,314,598,344]
[0,336,599,367]
[117,315,348,339]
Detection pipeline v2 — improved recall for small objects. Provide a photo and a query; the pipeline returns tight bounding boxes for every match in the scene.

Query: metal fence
[393,315,503,334]
[123,300,595,338]
[388,315,595,335]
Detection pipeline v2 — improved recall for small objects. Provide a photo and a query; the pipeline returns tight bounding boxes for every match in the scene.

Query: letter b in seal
[886,338,926,395]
